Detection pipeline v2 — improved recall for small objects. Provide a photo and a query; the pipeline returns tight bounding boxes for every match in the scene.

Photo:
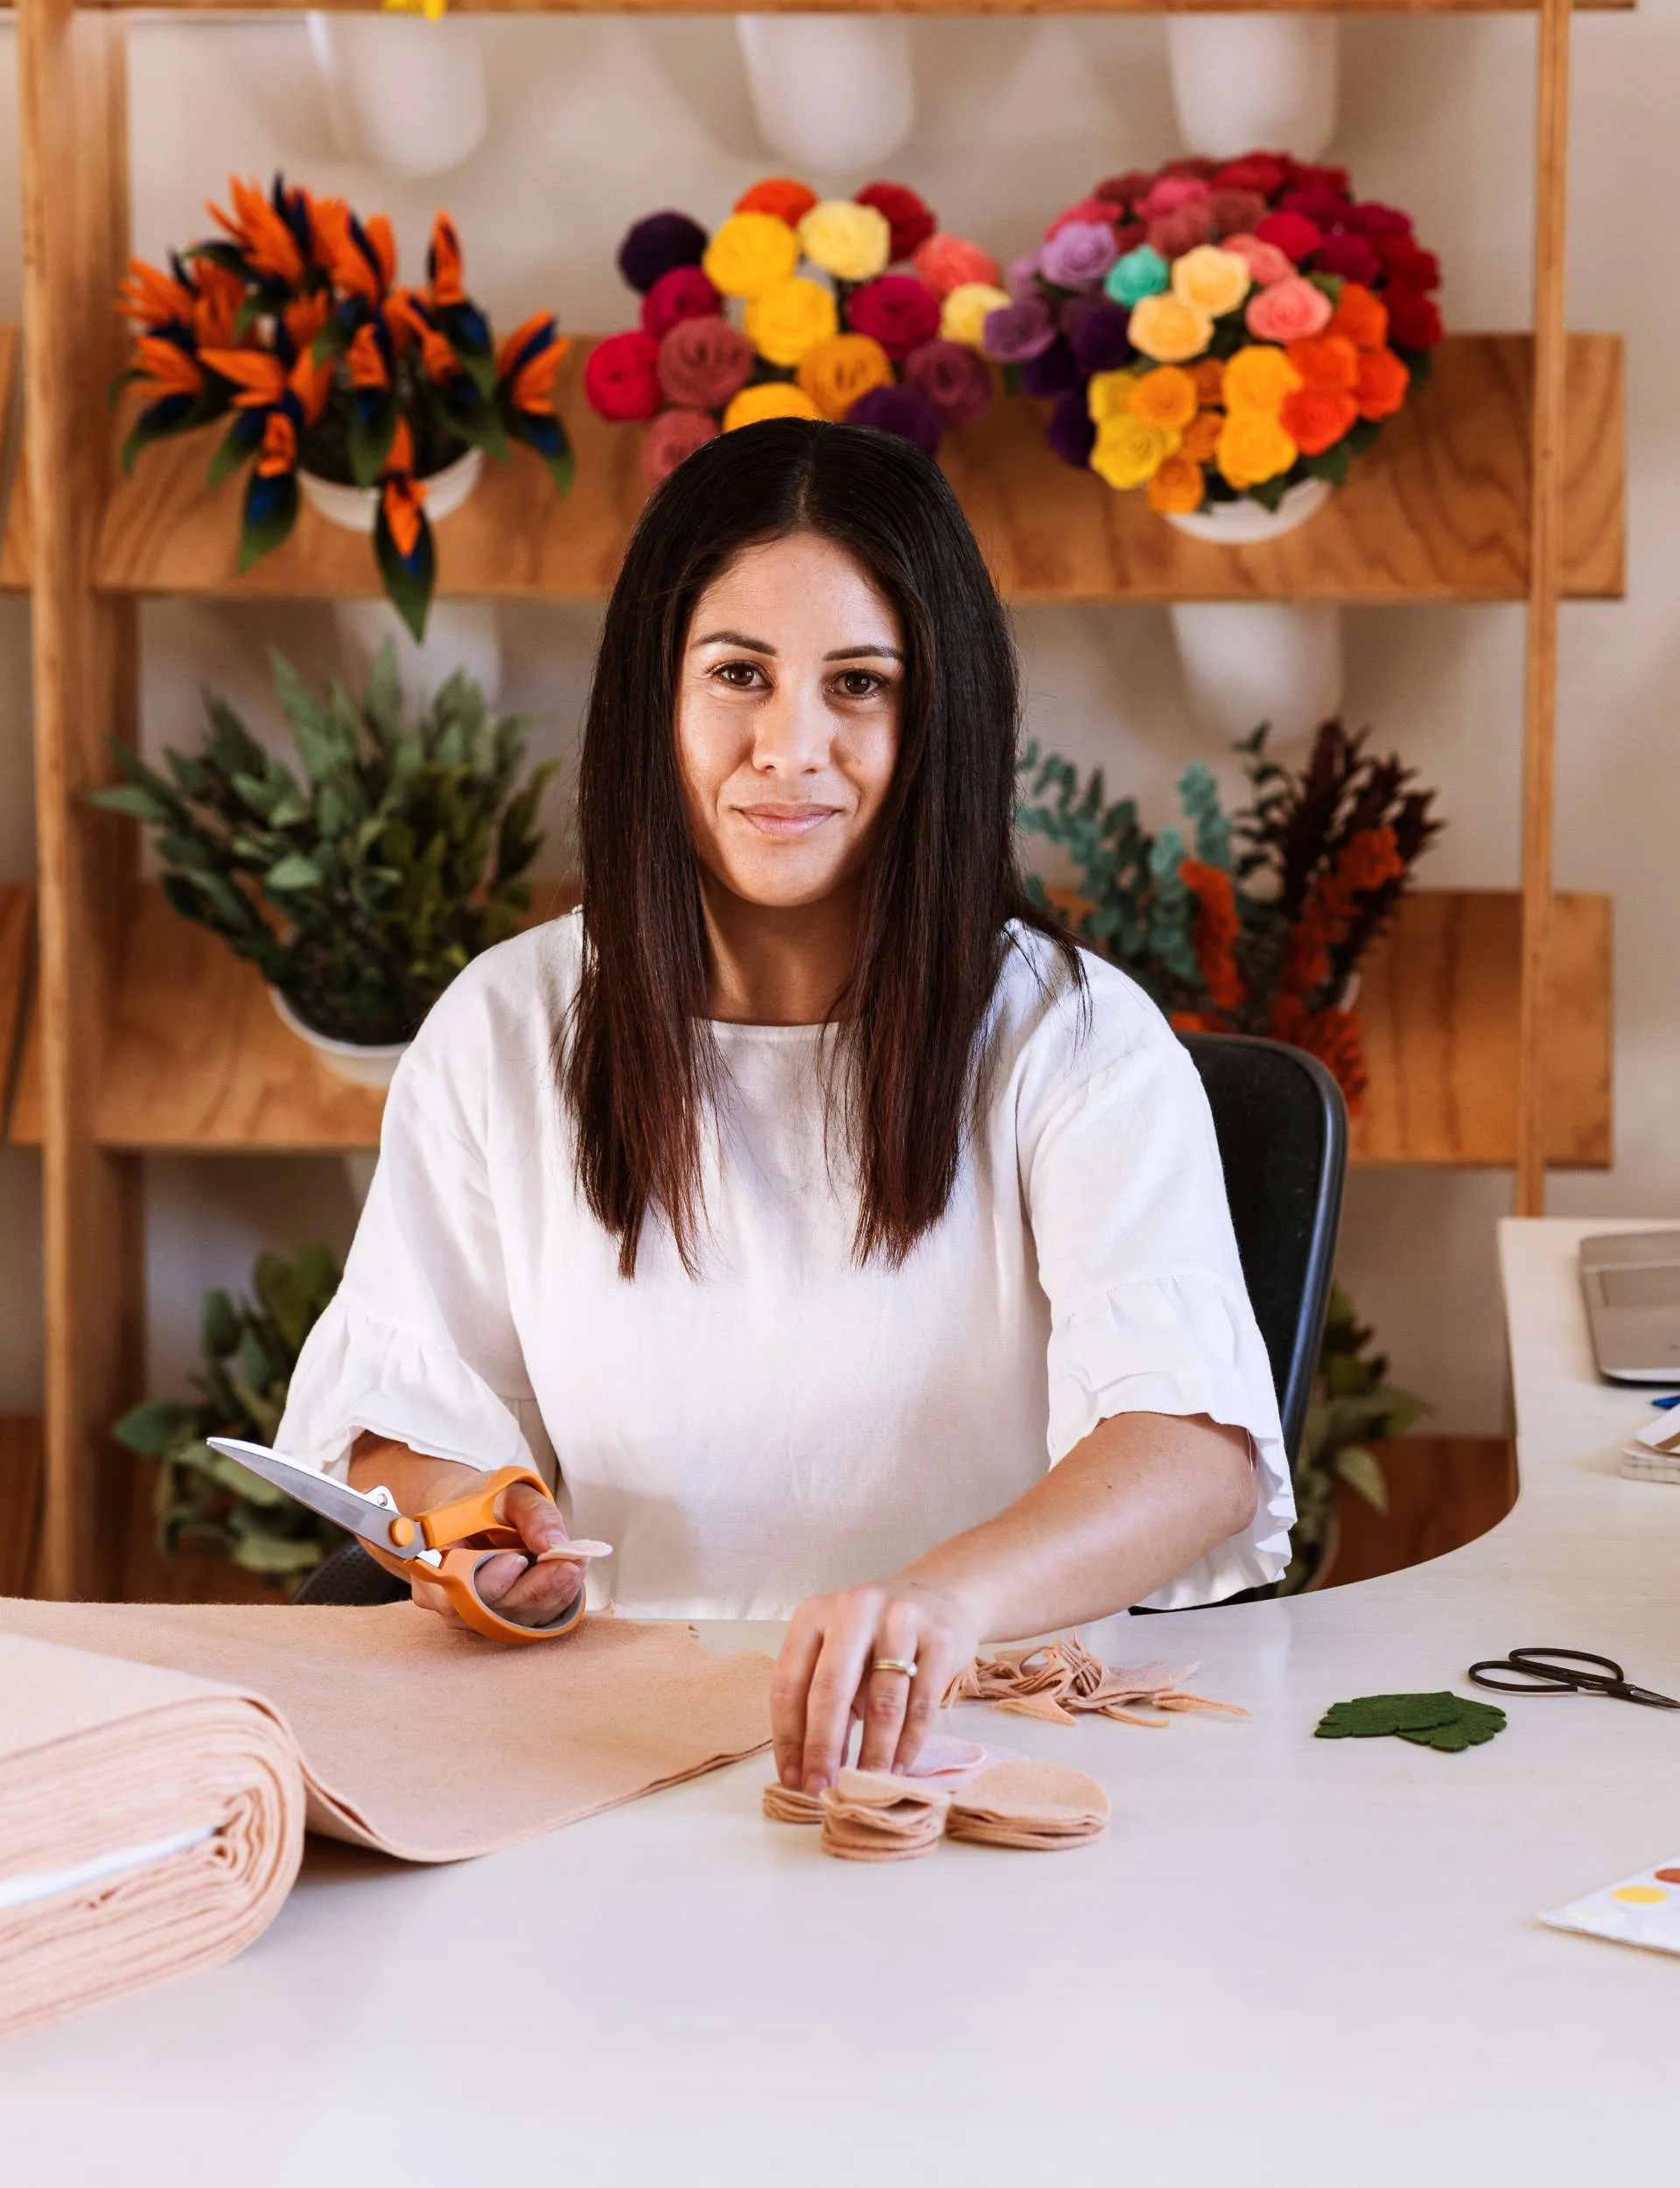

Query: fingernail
[780,1764,799,1789]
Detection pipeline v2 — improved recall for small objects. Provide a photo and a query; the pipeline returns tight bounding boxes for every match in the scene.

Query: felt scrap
[818,1770,949,1863]
[947,1759,1110,1853]
[948,1637,1245,1729]
[1314,1691,1508,1752]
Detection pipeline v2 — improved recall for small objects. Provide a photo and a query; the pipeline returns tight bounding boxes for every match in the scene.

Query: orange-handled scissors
[207,1436,611,1646]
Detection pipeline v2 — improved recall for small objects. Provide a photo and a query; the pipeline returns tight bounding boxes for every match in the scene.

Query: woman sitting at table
[277,418,1291,1792]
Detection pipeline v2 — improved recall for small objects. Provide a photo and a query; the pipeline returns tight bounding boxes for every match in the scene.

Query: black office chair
[298,1030,1346,1612]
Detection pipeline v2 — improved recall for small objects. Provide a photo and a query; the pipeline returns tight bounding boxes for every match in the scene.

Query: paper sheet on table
[0,1599,774,1862]
[0,1631,304,2040]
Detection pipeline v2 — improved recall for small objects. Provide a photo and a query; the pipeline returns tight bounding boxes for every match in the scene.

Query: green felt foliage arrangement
[112,1245,346,1586]
[1314,1692,1507,1752]
[89,643,553,1047]
[1282,1286,1428,1594]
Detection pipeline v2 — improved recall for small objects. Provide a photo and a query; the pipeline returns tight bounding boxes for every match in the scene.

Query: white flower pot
[1165,474,1331,546]
[307,13,488,179]
[332,599,505,712]
[299,445,483,537]
[736,18,916,175]
[1165,16,1340,164]
[1169,600,1345,747]
[270,987,410,1090]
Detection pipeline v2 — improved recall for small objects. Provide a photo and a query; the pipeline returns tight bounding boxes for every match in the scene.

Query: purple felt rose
[617,212,710,296]
[846,382,945,456]
[1310,232,1382,286]
[1066,298,1131,375]
[1039,221,1118,293]
[982,294,1057,362]
[1020,337,1079,400]
[1046,387,1096,470]
[1007,250,1043,298]
[902,340,993,431]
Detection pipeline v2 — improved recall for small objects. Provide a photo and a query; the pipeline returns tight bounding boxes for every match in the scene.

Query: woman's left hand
[771,1575,984,1793]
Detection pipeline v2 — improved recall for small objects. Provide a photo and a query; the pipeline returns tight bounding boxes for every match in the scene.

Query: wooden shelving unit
[9,0,1616,1595]
[0,333,1627,606]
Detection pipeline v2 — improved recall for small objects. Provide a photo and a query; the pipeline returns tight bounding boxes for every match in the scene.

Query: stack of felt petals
[948,1637,1245,1729]
[817,1771,951,1862]
[947,1762,1111,1853]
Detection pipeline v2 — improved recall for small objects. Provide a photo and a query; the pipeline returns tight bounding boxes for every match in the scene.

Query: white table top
[4,1218,1677,2184]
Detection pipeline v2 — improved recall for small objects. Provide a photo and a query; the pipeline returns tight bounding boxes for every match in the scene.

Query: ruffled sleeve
[276,1039,553,1488]
[1021,978,1295,1608]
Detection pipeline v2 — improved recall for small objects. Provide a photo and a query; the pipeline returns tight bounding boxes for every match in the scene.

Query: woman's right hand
[347,1438,584,1631]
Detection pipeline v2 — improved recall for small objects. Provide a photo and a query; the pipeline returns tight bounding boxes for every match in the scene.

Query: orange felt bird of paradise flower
[116,172,573,637]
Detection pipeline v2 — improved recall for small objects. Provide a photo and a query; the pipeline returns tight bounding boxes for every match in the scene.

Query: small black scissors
[1467,1647,1680,1709]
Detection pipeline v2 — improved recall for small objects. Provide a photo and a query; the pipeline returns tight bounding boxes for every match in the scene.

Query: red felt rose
[1291,163,1352,200]
[1256,210,1323,264]
[1160,156,1220,181]
[1310,233,1382,286]
[1094,170,1155,212]
[1382,284,1443,352]
[1148,201,1215,260]
[583,329,662,423]
[845,274,942,361]
[1214,153,1289,199]
[1278,186,1353,231]
[1343,200,1413,238]
[1376,234,1442,291]
[1210,188,1268,238]
[640,266,722,342]
[854,182,937,263]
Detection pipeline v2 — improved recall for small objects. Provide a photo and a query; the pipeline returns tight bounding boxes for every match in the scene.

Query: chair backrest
[1176,1031,1348,1462]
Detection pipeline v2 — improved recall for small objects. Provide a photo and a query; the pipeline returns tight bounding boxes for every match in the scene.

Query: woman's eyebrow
[691,628,774,653]
[824,642,904,662]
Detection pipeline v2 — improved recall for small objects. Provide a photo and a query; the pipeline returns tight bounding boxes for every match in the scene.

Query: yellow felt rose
[940,281,1012,350]
[722,382,822,431]
[1215,410,1298,491]
[1087,369,1139,423]
[1171,245,1252,321]
[704,211,801,301]
[797,200,892,284]
[795,332,894,421]
[1130,367,1199,434]
[1222,343,1304,417]
[744,276,839,368]
[1126,292,1214,366]
[1090,414,1180,493]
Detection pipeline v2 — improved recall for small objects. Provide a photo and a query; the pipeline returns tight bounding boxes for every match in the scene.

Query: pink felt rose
[1210,188,1268,239]
[1142,174,1214,221]
[1223,234,1297,287]
[656,315,754,409]
[640,266,723,342]
[1256,211,1323,264]
[640,405,718,487]
[1147,201,1215,261]
[911,233,1002,299]
[1245,276,1334,344]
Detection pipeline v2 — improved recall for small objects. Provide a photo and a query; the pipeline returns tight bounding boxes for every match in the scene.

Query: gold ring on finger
[873,1656,917,1678]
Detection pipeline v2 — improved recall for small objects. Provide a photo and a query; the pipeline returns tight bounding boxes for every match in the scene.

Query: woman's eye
[713,661,765,690]
[836,670,886,699]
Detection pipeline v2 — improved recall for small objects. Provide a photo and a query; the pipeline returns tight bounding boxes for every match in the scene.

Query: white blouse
[277,914,1293,1618]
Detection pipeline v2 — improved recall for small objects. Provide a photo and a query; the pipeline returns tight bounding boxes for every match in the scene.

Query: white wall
[0,11,1675,1425]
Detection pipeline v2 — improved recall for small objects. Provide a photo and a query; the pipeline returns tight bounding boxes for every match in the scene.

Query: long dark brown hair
[565,417,1080,1277]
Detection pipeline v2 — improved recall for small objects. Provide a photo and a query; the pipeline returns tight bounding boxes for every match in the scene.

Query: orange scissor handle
[365,1464,588,1648]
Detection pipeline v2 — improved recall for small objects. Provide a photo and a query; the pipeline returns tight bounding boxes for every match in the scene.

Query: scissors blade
[206,1437,420,1560]
[1622,1683,1680,1709]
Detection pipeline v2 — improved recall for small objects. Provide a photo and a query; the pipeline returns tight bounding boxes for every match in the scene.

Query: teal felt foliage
[89,642,553,1047]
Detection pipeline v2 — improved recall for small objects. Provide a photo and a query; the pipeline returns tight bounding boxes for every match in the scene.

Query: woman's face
[676,532,903,912]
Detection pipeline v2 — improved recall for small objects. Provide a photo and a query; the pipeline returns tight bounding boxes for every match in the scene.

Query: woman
[278,419,1292,1795]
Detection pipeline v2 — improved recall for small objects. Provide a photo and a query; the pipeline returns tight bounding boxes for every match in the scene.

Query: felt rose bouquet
[116,174,573,636]
[982,151,1443,526]
[585,178,1002,484]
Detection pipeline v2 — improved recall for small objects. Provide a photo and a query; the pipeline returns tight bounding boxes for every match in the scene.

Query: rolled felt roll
[0,1633,304,2041]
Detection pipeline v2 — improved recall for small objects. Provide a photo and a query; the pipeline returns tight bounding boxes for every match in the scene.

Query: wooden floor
[1323,1433,1516,1588]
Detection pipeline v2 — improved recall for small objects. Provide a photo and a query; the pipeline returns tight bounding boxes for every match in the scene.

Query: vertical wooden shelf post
[1516,0,1573,1216]
[19,0,143,1596]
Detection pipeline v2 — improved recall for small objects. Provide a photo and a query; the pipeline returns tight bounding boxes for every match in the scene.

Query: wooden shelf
[0,1416,43,1598]
[8,879,1610,1163]
[0,884,33,1143]
[0,325,18,591]
[1351,887,1611,1168]
[0,333,1624,607]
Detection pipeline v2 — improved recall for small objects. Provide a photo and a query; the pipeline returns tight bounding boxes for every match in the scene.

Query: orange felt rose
[1285,333,1359,394]
[1146,452,1207,515]
[1279,386,1359,456]
[1190,357,1225,407]
[1354,347,1410,421]
[1329,283,1389,351]
[1182,410,1224,464]
[736,178,819,227]
[1130,366,1198,432]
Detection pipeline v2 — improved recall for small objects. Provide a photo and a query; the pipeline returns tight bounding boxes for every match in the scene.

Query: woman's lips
[734,804,843,839]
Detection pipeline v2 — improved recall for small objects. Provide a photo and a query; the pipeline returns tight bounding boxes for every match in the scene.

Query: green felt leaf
[1315,1691,1466,1738]
[1398,1703,1507,1753]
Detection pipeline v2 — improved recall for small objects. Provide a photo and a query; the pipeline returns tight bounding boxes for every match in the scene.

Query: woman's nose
[751,677,831,774]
